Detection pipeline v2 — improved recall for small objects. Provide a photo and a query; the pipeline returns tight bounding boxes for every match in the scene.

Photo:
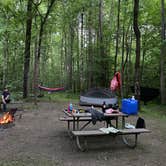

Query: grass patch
[140,104,166,121]
[37,91,79,102]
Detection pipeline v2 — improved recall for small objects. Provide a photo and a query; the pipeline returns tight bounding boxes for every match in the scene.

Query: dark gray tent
[79,88,118,107]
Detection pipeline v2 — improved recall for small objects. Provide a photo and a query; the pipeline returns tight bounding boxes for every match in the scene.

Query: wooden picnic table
[63,109,128,131]
[60,109,150,151]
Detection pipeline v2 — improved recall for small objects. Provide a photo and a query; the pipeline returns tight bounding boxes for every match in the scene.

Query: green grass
[140,104,166,121]
[37,91,79,102]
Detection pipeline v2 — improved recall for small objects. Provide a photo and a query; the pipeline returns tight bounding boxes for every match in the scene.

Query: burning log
[0,108,17,125]
[0,112,14,124]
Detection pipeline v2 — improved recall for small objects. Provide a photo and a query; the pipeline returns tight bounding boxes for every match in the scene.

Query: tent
[79,88,118,107]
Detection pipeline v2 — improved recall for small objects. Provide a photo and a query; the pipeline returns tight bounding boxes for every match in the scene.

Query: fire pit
[0,108,17,129]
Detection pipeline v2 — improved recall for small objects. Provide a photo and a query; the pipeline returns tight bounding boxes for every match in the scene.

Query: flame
[0,112,14,124]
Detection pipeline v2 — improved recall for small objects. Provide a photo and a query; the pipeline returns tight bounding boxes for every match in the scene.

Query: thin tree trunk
[120,25,125,98]
[125,26,133,96]
[114,0,121,73]
[33,38,39,105]
[2,33,9,88]
[133,0,141,106]
[88,5,93,89]
[80,11,84,90]
[23,0,33,98]
[60,35,64,86]
[67,24,74,90]
[33,0,56,101]
[140,39,147,83]
[76,24,80,91]
[160,0,166,104]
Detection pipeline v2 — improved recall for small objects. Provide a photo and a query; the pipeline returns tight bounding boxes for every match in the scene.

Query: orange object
[0,112,14,124]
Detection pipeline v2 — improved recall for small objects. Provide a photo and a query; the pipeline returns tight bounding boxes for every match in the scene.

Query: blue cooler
[121,98,138,115]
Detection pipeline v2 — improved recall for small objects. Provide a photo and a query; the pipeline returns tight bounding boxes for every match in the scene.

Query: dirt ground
[0,101,165,166]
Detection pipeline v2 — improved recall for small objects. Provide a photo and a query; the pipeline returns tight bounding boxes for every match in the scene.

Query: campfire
[0,112,14,124]
[0,108,17,125]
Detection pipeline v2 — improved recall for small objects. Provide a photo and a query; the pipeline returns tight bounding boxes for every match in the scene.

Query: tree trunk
[33,38,39,105]
[23,0,33,98]
[2,33,9,88]
[114,0,121,74]
[33,0,56,100]
[98,0,106,87]
[76,24,80,91]
[133,0,141,105]
[87,4,93,89]
[80,11,84,90]
[67,24,74,90]
[125,26,133,96]
[160,0,166,104]
[140,39,147,83]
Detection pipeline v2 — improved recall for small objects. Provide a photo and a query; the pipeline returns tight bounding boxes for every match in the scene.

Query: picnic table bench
[72,128,151,151]
[60,109,151,151]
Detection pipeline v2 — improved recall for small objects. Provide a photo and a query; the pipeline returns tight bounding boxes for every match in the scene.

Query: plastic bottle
[102,101,106,113]
[69,103,73,111]
[131,96,135,100]
[68,103,73,112]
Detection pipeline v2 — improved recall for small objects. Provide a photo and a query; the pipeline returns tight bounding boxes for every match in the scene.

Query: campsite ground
[0,101,165,166]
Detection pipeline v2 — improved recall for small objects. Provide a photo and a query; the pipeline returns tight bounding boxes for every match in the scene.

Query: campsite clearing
[0,101,165,166]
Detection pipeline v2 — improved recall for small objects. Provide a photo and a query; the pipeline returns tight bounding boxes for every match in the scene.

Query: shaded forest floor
[0,101,165,166]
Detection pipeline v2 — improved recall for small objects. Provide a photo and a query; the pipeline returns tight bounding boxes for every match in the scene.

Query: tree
[114,0,121,74]
[133,0,141,104]
[160,0,166,104]
[33,0,56,102]
[23,0,33,98]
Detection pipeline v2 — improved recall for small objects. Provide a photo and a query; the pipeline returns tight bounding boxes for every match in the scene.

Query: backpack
[136,117,146,128]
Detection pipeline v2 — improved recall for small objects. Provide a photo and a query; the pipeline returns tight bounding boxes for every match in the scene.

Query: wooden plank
[63,109,128,119]
[59,117,92,121]
[119,128,151,134]
[72,128,151,136]
[72,130,107,136]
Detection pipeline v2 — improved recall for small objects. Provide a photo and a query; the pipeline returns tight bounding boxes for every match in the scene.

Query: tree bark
[23,0,33,98]
[33,0,56,101]
[67,24,74,90]
[98,0,108,87]
[160,0,166,104]
[114,0,121,74]
[2,32,9,88]
[80,11,84,90]
[87,4,93,89]
[133,0,141,104]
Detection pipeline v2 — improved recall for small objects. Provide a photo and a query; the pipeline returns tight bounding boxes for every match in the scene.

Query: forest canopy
[0,0,165,103]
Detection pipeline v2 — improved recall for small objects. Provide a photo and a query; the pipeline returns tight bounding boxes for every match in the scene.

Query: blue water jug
[121,98,138,115]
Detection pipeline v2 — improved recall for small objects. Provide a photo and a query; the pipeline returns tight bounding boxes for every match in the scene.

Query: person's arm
[5,94,10,100]
[2,95,6,104]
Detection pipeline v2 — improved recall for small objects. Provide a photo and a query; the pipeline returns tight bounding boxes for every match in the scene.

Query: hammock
[38,85,65,92]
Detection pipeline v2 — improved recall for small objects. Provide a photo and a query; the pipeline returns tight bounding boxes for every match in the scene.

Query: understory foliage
[0,0,165,103]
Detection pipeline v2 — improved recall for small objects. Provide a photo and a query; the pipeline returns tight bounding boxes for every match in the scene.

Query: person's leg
[3,103,7,112]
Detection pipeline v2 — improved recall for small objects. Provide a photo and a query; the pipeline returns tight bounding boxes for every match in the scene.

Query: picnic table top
[63,109,128,118]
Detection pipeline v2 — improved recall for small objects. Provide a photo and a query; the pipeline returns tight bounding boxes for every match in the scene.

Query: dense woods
[0,0,165,104]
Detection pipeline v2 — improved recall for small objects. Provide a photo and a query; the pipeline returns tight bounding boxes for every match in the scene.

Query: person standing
[1,87,10,112]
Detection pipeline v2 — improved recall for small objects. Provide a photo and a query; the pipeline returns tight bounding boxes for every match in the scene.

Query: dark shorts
[5,99,10,104]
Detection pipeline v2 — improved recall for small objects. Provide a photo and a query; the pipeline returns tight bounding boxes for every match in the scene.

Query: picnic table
[60,108,150,151]
[62,109,128,131]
